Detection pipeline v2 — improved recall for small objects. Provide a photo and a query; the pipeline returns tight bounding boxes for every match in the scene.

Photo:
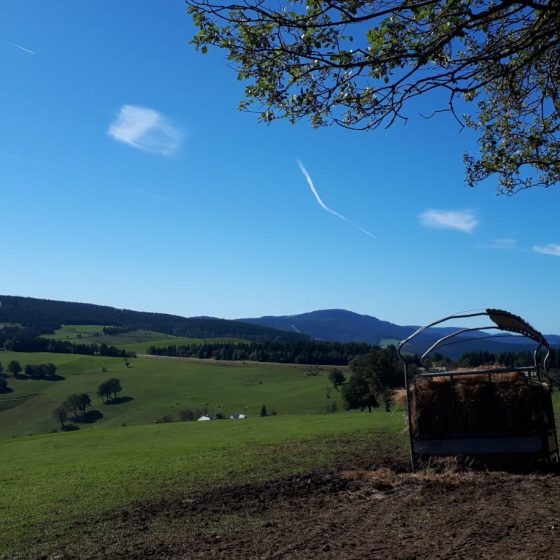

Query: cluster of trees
[24,363,58,379]
[0,360,57,380]
[0,361,11,393]
[148,340,371,365]
[96,378,123,402]
[53,393,92,427]
[52,378,124,428]
[0,360,18,375]
[102,326,133,336]
[3,335,134,358]
[336,346,402,413]
[0,377,9,393]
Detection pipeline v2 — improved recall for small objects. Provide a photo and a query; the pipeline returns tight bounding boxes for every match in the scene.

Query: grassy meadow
[0,351,344,439]
[1,411,405,557]
[0,345,406,557]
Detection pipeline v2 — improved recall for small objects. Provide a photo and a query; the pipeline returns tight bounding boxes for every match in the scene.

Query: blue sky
[1,0,559,332]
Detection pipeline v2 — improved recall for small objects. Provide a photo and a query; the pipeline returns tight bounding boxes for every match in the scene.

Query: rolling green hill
[0,351,344,439]
[0,295,308,342]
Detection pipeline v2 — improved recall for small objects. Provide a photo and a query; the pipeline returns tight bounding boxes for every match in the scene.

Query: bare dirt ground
[43,453,560,560]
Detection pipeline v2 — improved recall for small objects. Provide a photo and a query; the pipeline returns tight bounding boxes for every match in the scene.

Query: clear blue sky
[1,0,559,332]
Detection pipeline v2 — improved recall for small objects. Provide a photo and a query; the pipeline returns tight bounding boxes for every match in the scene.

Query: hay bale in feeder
[410,370,550,438]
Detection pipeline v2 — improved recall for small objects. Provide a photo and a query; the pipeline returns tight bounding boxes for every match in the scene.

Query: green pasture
[0,351,344,438]
[41,324,246,353]
[42,324,106,339]
[0,412,405,557]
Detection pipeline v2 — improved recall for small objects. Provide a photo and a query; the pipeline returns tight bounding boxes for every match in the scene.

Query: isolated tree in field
[7,360,21,376]
[0,378,9,393]
[97,378,122,401]
[342,371,379,412]
[63,394,82,417]
[328,368,346,390]
[260,404,268,417]
[342,347,399,412]
[189,0,560,193]
[108,378,122,399]
[0,361,3,374]
[53,406,68,428]
[77,393,91,415]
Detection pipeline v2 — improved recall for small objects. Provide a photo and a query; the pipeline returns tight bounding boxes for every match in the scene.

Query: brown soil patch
[39,458,560,560]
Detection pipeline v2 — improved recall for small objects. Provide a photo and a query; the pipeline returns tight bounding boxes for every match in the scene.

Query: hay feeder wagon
[397,309,558,469]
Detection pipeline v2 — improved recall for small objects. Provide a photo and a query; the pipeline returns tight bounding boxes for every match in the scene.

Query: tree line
[148,340,372,365]
[455,348,560,370]
[0,360,59,392]
[1,331,134,358]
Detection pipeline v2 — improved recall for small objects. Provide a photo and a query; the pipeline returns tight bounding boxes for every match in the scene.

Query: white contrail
[9,42,35,54]
[297,159,375,238]
[129,187,175,203]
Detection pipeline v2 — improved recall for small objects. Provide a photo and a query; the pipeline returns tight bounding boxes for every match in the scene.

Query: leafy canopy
[188,0,560,193]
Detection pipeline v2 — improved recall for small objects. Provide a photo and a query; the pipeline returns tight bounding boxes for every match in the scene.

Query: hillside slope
[0,296,306,342]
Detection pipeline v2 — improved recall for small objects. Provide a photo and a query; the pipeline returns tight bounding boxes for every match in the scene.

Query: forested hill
[240,309,560,358]
[0,296,307,342]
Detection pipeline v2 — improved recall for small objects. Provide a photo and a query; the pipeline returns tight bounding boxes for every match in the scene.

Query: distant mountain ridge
[0,296,307,342]
[239,309,560,358]
[2,297,557,358]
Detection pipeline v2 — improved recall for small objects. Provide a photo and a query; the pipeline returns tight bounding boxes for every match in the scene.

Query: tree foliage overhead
[188,0,560,193]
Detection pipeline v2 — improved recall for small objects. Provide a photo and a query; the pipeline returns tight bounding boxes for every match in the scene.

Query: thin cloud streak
[533,243,560,257]
[420,209,478,233]
[478,238,517,250]
[297,160,375,239]
[107,105,182,155]
[9,42,34,54]
[129,187,175,203]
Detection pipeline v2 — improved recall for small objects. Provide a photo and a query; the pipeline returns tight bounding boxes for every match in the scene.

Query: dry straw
[400,369,550,437]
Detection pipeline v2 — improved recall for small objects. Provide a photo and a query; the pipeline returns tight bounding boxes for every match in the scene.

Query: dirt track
[47,459,560,560]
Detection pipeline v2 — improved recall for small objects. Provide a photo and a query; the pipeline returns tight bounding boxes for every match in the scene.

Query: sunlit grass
[1,412,405,555]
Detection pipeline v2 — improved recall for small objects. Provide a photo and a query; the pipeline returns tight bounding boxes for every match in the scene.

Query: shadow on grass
[105,396,134,405]
[61,424,80,432]
[13,373,66,381]
[75,410,104,424]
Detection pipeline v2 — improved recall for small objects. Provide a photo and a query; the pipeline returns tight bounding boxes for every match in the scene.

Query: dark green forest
[148,340,372,365]
[0,295,307,342]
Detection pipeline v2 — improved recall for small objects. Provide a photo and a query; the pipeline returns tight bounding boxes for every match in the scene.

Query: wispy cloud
[420,209,478,233]
[107,105,182,155]
[533,243,560,257]
[297,160,375,239]
[479,238,517,250]
[9,42,34,54]
[129,187,175,203]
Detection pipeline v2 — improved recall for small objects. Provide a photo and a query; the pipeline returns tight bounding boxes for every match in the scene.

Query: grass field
[41,324,247,353]
[0,351,345,439]
[1,411,405,557]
